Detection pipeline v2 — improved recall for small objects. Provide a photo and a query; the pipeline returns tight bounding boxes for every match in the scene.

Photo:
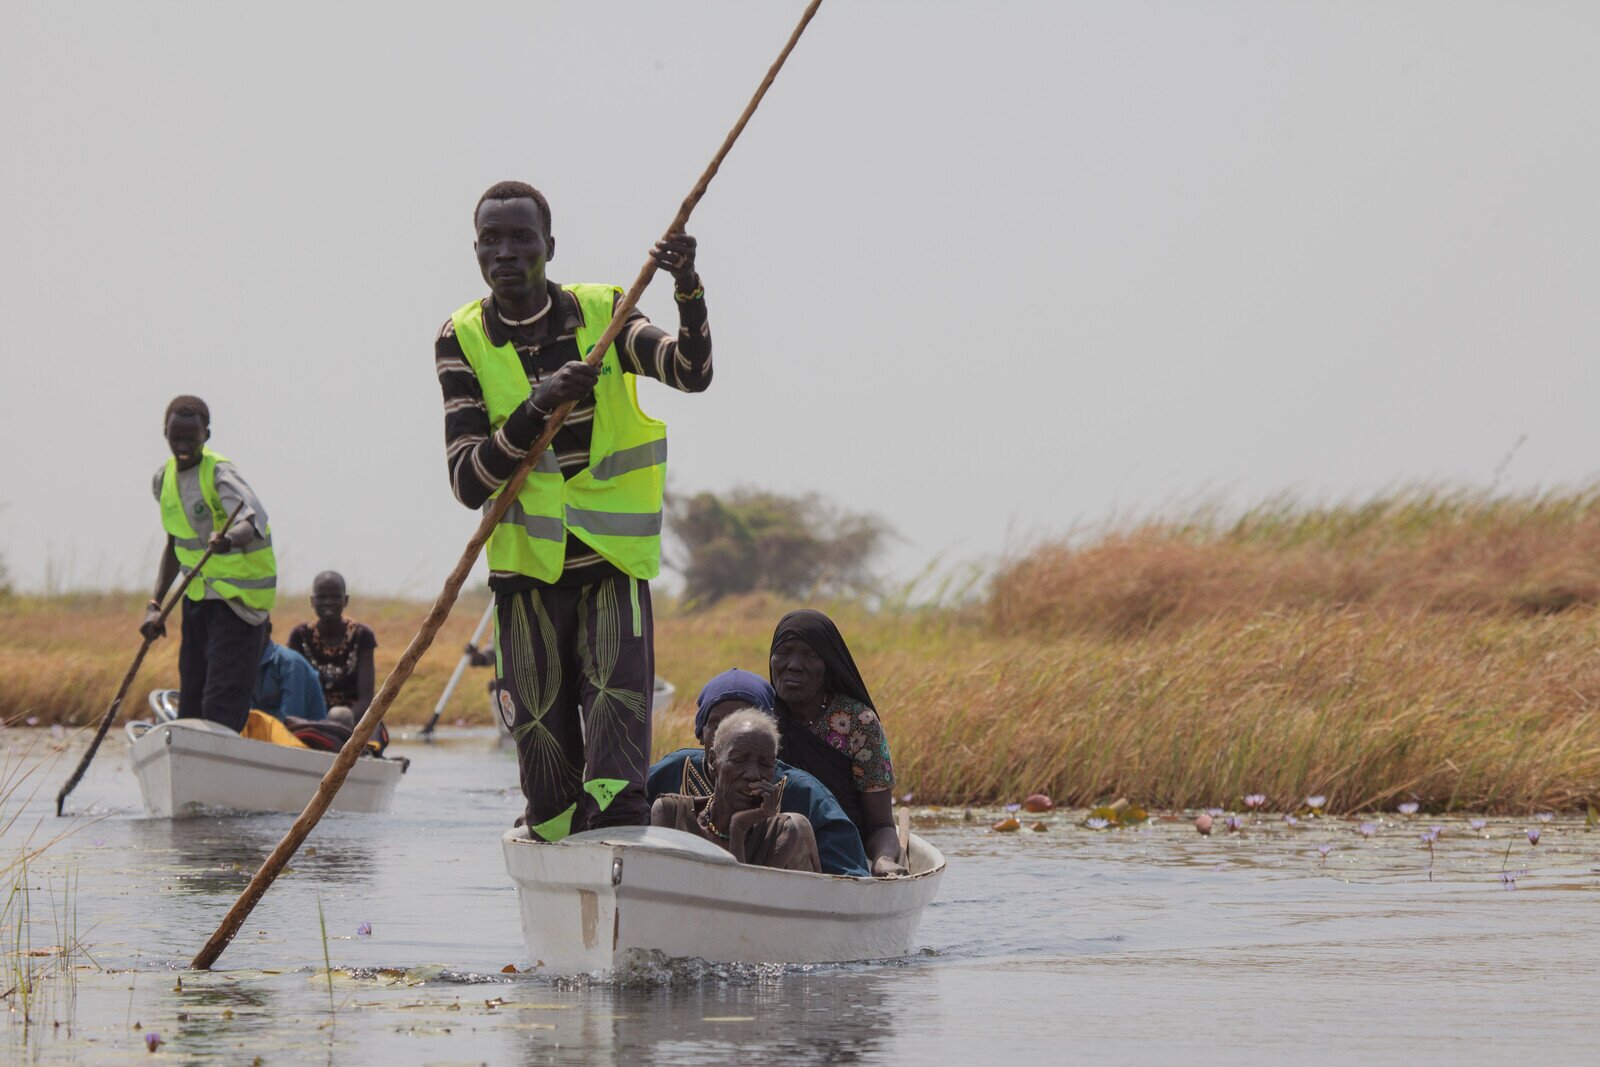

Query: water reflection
[500,971,894,1066]
[124,815,381,899]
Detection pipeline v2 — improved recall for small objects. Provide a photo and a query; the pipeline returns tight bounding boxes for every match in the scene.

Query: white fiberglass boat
[126,715,405,819]
[502,825,945,975]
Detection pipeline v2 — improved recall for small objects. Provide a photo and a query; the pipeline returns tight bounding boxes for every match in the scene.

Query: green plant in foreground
[317,895,335,1018]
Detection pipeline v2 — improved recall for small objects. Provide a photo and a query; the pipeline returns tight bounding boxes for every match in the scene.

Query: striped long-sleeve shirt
[436,280,712,591]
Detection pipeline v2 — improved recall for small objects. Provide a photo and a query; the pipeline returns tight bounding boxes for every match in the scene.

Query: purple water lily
[1085,817,1109,830]
[1317,844,1333,858]
[1398,802,1419,816]
[1420,828,1440,845]
[1306,795,1327,810]
[1224,816,1243,833]
[145,1031,162,1052]
[1535,812,1554,824]
[356,922,372,937]
[1244,794,1266,809]
[1358,823,1377,838]
[49,723,65,740]
[1499,871,1518,890]
[1468,818,1487,832]
[900,792,915,805]
[1526,828,1540,846]
[1206,807,1224,817]
[1283,814,1300,827]
[1004,803,1021,814]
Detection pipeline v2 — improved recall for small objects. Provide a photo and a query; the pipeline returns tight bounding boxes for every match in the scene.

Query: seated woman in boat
[287,570,377,727]
[648,669,870,877]
[769,610,908,878]
[651,709,820,873]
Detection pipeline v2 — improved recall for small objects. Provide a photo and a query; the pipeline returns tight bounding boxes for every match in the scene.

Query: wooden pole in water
[191,0,826,971]
[55,502,246,816]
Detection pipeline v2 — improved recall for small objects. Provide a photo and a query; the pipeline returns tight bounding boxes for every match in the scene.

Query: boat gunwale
[128,719,407,780]
[502,825,947,886]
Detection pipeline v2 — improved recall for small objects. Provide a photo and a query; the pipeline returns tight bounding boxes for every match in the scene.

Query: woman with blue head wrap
[693,668,775,744]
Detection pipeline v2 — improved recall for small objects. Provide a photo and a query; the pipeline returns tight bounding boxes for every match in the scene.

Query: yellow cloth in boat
[241,709,309,748]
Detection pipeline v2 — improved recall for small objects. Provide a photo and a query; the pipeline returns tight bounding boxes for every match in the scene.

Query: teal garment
[254,642,328,722]
[647,748,871,878]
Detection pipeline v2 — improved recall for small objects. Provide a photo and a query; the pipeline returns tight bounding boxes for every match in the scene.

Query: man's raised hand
[650,232,699,291]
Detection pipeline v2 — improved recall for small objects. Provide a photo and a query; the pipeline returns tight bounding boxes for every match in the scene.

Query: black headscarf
[769,609,876,836]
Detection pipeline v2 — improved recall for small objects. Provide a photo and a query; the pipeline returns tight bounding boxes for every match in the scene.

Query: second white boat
[126,718,406,818]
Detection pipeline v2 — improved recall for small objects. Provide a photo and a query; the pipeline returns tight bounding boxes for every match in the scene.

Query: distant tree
[666,488,892,607]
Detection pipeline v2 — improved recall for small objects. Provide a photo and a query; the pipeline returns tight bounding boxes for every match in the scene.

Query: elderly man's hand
[728,779,782,837]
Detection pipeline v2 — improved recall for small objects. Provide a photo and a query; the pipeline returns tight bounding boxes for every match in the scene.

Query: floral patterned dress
[806,695,894,792]
[287,620,377,708]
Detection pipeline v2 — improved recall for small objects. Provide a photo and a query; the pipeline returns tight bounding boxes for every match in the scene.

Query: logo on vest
[192,500,209,520]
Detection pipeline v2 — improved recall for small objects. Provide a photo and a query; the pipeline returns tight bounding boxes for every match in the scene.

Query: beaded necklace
[696,801,729,841]
[305,618,356,661]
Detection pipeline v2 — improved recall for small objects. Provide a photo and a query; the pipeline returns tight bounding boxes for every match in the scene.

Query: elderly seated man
[648,669,870,876]
[651,709,820,872]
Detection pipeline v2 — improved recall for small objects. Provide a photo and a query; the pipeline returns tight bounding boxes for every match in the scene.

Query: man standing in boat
[142,395,277,732]
[435,181,712,840]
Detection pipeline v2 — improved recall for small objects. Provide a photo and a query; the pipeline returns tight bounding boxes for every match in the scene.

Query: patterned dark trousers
[493,573,654,839]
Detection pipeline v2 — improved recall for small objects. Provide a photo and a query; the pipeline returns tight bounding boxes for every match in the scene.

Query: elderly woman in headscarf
[650,709,820,872]
[647,669,870,876]
[769,610,908,877]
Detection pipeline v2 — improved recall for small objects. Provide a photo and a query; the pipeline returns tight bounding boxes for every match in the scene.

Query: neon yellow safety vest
[158,448,277,612]
[452,284,667,582]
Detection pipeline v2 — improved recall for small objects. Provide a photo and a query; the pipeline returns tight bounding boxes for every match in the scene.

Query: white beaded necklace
[496,293,552,328]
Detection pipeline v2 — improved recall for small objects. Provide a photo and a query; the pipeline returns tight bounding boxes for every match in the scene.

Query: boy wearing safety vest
[141,395,277,732]
[435,181,712,841]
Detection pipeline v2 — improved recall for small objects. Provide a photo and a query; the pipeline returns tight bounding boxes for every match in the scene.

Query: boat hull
[502,825,945,974]
[127,719,404,818]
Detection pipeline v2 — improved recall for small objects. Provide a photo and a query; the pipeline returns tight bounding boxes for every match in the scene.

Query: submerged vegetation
[0,726,97,1048]
[5,488,1600,813]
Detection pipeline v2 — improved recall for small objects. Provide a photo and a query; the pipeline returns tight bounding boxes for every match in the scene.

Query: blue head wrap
[694,668,776,741]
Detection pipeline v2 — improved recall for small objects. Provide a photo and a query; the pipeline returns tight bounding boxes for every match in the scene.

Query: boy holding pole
[142,395,277,732]
[435,181,712,840]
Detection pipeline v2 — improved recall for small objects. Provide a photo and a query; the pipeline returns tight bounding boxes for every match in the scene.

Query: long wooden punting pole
[191,0,825,971]
[56,502,246,816]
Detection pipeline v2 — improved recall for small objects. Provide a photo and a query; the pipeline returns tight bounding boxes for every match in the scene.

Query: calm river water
[4,727,1599,1065]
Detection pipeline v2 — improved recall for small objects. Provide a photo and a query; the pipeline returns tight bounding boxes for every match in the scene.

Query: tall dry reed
[990,488,1600,636]
[5,489,1600,812]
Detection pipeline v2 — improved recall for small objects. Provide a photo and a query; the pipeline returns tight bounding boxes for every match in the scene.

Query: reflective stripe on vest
[159,448,277,612]
[452,284,667,582]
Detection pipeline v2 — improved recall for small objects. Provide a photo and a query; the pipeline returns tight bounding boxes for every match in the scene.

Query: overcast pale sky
[3,1,1597,598]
